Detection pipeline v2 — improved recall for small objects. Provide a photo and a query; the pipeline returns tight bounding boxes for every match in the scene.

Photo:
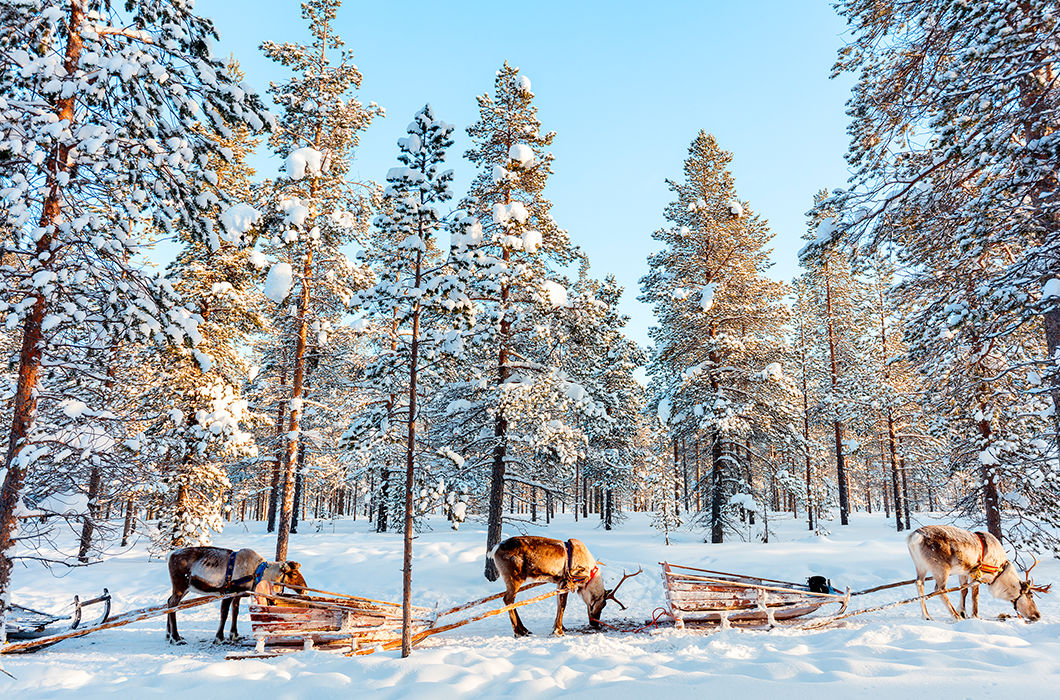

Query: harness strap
[971,532,1005,583]
[223,551,237,587]
[562,540,598,590]
[229,561,268,590]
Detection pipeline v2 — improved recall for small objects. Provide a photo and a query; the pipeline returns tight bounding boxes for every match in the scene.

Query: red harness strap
[973,532,1003,581]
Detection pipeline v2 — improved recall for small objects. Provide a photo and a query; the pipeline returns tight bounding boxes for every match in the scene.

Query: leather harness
[220,552,268,591]
[563,539,598,591]
[971,531,1008,584]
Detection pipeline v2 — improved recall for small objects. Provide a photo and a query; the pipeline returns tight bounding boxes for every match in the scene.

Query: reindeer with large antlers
[491,536,641,636]
[907,525,1049,622]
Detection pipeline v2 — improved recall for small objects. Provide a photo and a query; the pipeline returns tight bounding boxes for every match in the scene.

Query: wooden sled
[227,581,561,659]
[661,562,850,629]
[5,589,111,647]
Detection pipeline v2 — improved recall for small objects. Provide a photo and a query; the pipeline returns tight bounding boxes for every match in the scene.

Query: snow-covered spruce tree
[342,105,474,657]
[455,63,586,580]
[257,0,380,560]
[825,1,1060,544]
[640,132,791,543]
[798,194,873,526]
[0,0,268,629]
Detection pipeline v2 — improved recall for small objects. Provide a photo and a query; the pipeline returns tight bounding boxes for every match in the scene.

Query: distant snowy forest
[2,0,1059,623]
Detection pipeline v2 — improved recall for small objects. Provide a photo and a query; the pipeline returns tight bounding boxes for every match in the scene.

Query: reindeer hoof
[514,628,532,637]
[552,628,564,637]
[168,637,187,646]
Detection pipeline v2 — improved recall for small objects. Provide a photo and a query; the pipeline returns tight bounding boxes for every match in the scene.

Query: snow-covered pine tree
[826,0,1060,545]
[0,0,268,629]
[562,274,646,530]
[641,132,791,543]
[257,0,380,560]
[798,193,873,526]
[455,63,586,580]
[341,104,474,656]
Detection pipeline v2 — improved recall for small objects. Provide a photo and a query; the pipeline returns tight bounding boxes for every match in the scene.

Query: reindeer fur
[166,546,303,644]
[491,536,607,637]
[907,525,1041,622]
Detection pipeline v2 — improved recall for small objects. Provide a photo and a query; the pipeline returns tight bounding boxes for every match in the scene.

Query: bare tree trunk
[823,265,850,525]
[978,417,1003,540]
[121,495,136,547]
[710,435,724,544]
[291,443,305,534]
[401,248,424,657]
[0,0,85,633]
[267,359,288,533]
[483,247,511,582]
[77,467,102,562]
[276,249,312,561]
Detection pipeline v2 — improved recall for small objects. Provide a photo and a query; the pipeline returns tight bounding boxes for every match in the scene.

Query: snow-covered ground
[3,511,1059,698]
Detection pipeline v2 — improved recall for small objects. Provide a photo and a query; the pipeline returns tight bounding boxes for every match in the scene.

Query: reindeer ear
[289,561,301,571]
[596,561,606,567]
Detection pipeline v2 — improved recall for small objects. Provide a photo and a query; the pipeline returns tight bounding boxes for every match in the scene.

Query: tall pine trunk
[400,219,425,657]
[267,358,288,532]
[77,467,102,562]
[483,247,511,582]
[823,264,849,525]
[710,435,724,543]
[276,249,312,561]
[0,1,85,625]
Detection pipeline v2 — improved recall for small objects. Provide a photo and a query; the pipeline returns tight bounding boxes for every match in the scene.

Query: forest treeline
[2,0,1058,630]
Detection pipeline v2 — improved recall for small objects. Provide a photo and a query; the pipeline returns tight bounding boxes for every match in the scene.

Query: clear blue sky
[199,0,854,349]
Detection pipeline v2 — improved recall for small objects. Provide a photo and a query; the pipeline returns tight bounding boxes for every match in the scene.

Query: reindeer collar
[563,540,597,590]
[972,532,1006,583]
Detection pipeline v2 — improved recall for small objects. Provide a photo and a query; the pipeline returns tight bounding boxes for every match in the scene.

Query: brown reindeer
[907,525,1047,622]
[166,546,305,644]
[491,536,640,636]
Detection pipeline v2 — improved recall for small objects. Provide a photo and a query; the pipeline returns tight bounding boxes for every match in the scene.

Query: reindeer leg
[935,571,961,620]
[971,582,980,619]
[958,575,969,619]
[505,581,531,637]
[552,591,569,636]
[915,576,931,620]
[215,597,231,643]
[229,595,241,641]
[166,584,188,644]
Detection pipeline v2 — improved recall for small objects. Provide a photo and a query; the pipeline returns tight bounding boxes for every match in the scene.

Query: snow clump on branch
[264,262,294,303]
[285,147,325,180]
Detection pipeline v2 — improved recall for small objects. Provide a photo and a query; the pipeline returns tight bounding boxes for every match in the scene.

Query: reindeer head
[1012,559,1050,622]
[254,560,305,596]
[279,561,306,588]
[581,566,642,629]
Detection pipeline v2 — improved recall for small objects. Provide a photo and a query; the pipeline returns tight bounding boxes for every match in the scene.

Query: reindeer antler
[1023,558,1052,594]
[1025,557,1039,581]
[604,567,643,610]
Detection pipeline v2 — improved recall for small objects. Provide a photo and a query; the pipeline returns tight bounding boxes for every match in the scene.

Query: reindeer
[166,546,305,644]
[907,525,1048,622]
[491,536,640,636]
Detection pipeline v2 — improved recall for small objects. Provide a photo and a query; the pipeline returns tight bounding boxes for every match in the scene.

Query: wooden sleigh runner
[660,562,850,629]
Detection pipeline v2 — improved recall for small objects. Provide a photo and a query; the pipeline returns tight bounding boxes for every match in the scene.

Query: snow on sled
[660,562,849,629]
[4,589,111,648]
